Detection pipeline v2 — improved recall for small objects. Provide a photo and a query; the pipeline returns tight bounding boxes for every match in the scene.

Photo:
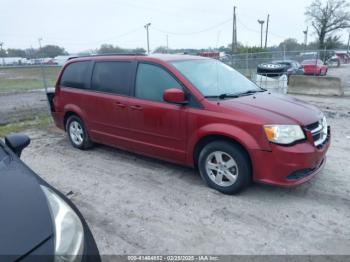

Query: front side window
[135,63,182,102]
[60,61,90,89]
[91,61,132,95]
[171,59,260,97]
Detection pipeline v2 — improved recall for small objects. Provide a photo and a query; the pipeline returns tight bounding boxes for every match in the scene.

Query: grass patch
[0,114,52,138]
[0,66,61,93]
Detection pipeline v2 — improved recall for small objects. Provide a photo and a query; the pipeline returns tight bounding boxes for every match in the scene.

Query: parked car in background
[326,55,341,67]
[301,59,328,76]
[198,51,220,59]
[334,50,350,64]
[49,54,330,194]
[272,60,304,76]
[0,134,100,262]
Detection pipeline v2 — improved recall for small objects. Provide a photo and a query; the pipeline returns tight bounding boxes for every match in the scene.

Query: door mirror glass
[5,134,31,157]
[163,89,187,104]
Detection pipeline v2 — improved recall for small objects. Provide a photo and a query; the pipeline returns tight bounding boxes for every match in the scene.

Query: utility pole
[38,37,43,62]
[303,26,308,48]
[144,23,151,54]
[231,6,237,54]
[37,37,51,122]
[37,38,47,87]
[264,14,269,49]
[0,42,4,66]
[347,31,350,54]
[166,34,169,53]
[257,20,265,48]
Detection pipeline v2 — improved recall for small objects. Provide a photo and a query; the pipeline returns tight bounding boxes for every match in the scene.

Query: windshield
[171,59,261,97]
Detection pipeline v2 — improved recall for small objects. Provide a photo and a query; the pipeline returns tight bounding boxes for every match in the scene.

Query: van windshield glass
[171,59,261,98]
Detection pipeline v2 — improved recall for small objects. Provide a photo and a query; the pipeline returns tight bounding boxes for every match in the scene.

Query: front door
[128,63,187,164]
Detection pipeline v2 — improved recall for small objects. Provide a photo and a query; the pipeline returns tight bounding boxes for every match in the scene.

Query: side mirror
[163,88,187,104]
[5,134,31,157]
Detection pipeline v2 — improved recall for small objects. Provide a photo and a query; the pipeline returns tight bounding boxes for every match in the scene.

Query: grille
[305,118,328,148]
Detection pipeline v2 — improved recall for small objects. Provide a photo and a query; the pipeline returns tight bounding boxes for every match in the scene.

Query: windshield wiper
[237,89,266,96]
[205,89,267,100]
[204,93,240,99]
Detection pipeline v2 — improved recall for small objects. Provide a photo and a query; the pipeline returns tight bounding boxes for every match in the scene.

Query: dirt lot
[15,94,349,256]
[1,64,349,256]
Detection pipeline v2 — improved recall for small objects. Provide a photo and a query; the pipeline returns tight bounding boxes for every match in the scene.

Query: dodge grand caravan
[49,54,330,194]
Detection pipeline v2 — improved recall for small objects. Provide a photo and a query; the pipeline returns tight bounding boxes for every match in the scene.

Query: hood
[0,145,53,260]
[218,92,322,125]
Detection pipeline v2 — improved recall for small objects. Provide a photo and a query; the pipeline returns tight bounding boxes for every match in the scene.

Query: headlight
[264,125,305,145]
[41,186,84,262]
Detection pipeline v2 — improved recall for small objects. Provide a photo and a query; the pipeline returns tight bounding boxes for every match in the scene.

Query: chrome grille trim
[306,117,328,147]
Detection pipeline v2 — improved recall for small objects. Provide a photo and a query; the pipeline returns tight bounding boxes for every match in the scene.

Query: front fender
[187,123,270,166]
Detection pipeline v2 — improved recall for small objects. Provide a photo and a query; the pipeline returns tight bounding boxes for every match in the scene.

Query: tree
[37,45,67,58]
[98,44,124,54]
[7,48,26,57]
[305,0,350,49]
[324,35,345,49]
[98,44,146,54]
[132,47,146,54]
[278,38,303,51]
[153,46,168,54]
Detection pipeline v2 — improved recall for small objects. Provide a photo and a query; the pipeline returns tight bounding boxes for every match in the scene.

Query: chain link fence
[221,49,349,93]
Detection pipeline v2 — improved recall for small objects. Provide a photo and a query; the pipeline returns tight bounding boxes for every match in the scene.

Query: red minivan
[50,54,330,194]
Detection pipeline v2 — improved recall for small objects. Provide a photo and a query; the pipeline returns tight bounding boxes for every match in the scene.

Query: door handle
[130,105,143,111]
[114,102,127,108]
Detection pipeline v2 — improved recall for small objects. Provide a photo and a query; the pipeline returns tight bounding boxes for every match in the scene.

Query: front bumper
[251,127,330,187]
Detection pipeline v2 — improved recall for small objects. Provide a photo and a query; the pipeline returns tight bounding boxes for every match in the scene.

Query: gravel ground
[0,90,48,125]
[18,94,350,256]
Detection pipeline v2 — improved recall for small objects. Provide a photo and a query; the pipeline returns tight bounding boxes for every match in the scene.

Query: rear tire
[66,115,93,150]
[198,141,251,194]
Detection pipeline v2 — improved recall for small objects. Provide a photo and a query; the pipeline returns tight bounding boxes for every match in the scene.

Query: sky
[1,0,349,53]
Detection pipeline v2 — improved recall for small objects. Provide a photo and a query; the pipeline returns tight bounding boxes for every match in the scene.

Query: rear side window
[135,63,181,102]
[91,61,132,95]
[60,61,90,89]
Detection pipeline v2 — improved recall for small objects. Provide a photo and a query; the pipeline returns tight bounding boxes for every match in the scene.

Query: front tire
[66,115,93,150]
[198,141,251,194]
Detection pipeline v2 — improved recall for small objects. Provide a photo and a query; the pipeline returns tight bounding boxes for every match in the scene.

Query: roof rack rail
[68,53,147,60]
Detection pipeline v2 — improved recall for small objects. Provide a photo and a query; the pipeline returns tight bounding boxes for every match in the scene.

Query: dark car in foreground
[0,134,100,262]
[49,54,330,194]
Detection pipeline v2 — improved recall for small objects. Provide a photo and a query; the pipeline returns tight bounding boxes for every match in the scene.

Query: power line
[152,18,232,36]
[237,17,289,40]
[236,18,260,34]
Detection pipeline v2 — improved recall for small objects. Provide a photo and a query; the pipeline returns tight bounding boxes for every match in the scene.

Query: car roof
[69,54,209,63]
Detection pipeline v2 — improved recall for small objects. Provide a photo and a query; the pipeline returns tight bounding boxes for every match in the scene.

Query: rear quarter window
[91,61,132,95]
[60,61,90,89]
